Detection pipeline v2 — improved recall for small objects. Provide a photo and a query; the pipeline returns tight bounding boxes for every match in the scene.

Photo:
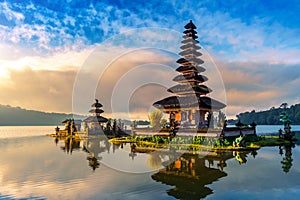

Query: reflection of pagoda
[84,99,108,131]
[153,20,226,128]
[151,153,229,199]
[151,150,257,199]
[82,136,111,171]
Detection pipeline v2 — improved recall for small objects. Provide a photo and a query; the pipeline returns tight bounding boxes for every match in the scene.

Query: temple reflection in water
[54,135,123,171]
[150,150,254,200]
[51,135,290,199]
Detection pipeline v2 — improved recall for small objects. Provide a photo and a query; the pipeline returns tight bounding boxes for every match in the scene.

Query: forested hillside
[0,104,85,126]
[237,103,300,125]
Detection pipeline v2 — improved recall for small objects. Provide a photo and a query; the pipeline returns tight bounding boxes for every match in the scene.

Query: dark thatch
[91,99,103,108]
[173,74,208,83]
[84,116,108,123]
[181,38,199,44]
[184,20,197,29]
[176,57,204,65]
[89,108,104,114]
[153,96,181,109]
[176,65,205,73]
[180,43,201,50]
[168,84,212,95]
[183,29,197,34]
[153,95,226,111]
[179,50,202,57]
[91,102,103,108]
[182,34,198,39]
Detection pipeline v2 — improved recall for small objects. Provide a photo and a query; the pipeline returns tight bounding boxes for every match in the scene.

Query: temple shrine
[84,99,108,131]
[153,20,226,129]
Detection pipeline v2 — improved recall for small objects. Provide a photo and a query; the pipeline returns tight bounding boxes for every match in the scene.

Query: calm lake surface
[1,126,300,200]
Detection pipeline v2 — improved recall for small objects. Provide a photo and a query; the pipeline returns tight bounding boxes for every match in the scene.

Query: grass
[109,135,264,151]
[48,133,295,152]
[247,136,292,147]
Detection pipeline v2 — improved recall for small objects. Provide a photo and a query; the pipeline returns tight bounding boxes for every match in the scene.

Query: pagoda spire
[84,99,108,126]
[171,20,211,96]
[89,99,104,116]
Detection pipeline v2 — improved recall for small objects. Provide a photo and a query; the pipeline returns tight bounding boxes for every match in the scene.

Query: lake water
[0,126,300,199]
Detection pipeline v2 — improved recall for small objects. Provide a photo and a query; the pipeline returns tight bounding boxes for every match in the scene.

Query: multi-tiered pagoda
[153,20,226,129]
[84,99,108,128]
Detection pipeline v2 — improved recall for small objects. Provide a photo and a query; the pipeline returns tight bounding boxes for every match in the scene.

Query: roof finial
[95,99,98,103]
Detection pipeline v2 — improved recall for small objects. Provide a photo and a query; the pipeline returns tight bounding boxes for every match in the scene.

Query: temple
[153,20,226,129]
[84,99,108,131]
[55,99,130,137]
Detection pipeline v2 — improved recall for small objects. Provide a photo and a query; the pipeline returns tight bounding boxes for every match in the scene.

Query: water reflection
[54,136,124,171]
[279,144,294,173]
[50,136,297,199]
[151,150,259,199]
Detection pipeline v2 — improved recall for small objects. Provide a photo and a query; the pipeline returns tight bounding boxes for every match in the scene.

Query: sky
[0,0,300,119]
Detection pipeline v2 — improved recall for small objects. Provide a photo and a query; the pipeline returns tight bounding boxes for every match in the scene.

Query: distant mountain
[0,105,86,126]
[237,103,300,125]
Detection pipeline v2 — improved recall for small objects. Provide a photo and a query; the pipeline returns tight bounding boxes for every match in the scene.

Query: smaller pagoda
[84,99,108,130]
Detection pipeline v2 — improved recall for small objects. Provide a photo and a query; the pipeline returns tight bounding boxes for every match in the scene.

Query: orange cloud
[0,67,77,113]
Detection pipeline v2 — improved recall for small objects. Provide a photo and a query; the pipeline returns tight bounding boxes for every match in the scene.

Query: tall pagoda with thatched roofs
[153,20,226,129]
[84,99,108,129]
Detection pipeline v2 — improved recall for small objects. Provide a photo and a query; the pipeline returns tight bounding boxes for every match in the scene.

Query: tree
[148,109,163,129]
[280,103,288,109]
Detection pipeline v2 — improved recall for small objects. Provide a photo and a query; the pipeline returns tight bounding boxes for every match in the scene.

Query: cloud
[0,45,93,77]
[0,67,76,113]
[73,45,178,119]
[1,0,299,65]
[215,59,300,117]
[0,2,24,24]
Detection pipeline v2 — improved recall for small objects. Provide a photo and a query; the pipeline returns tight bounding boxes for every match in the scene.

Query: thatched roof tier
[84,116,108,123]
[182,34,198,39]
[176,57,204,65]
[91,99,103,108]
[89,108,104,114]
[200,96,226,110]
[176,58,190,65]
[180,43,201,50]
[176,65,205,73]
[173,74,208,83]
[153,95,226,112]
[183,29,197,34]
[181,38,199,44]
[179,50,202,57]
[91,102,102,108]
[184,20,197,29]
[167,84,212,95]
[153,96,181,109]
[188,57,204,65]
